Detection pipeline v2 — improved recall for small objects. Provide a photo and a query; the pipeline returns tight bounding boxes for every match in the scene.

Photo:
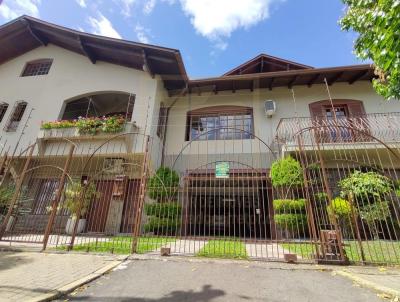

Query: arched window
[21,59,53,77]
[5,101,27,132]
[0,103,9,123]
[186,106,254,141]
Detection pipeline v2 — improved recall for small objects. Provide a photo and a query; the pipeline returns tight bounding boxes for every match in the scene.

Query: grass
[196,239,248,260]
[281,240,400,264]
[56,236,175,254]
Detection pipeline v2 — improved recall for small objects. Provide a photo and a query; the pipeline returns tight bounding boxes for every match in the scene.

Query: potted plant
[64,181,99,235]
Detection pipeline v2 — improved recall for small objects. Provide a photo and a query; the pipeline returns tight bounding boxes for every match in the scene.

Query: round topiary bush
[270,156,303,188]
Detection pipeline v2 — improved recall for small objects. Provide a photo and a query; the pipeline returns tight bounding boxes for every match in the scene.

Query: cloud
[87,13,122,39]
[0,0,41,21]
[113,0,137,17]
[75,0,87,8]
[179,0,278,39]
[143,0,156,14]
[135,24,150,43]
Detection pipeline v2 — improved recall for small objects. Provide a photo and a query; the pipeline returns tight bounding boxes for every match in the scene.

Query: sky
[0,0,362,79]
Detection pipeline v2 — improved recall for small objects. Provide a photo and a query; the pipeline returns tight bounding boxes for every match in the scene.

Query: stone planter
[65,217,86,235]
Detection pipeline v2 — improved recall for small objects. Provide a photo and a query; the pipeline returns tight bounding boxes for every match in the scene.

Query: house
[0,16,399,262]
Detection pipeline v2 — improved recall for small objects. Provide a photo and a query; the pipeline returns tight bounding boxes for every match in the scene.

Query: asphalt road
[59,258,383,302]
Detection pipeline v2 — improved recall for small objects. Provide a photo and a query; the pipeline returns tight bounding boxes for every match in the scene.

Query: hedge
[144,202,182,219]
[273,199,306,213]
[274,213,308,230]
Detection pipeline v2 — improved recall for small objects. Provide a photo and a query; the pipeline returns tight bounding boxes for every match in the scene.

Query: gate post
[0,145,34,240]
[131,135,150,253]
[313,132,346,262]
[42,144,75,251]
[296,135,320,259]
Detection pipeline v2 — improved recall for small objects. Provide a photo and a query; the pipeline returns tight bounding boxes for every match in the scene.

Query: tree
[340,0,400,100]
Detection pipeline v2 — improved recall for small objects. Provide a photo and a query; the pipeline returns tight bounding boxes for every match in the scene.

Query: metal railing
[276,112,400,146]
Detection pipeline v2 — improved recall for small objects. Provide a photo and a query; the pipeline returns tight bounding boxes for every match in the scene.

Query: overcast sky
[0,0,362,78]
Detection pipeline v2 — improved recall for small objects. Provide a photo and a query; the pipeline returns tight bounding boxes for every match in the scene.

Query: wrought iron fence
[0,113,399,266]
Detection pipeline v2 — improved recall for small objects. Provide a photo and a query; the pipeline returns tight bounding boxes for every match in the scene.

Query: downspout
[160,85,188,166]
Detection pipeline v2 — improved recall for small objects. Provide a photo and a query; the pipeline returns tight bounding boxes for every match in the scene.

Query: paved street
[59,257,386,302]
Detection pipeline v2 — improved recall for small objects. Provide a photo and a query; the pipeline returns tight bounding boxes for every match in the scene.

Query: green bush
[144,202,181,219]
[274,213,307,231]
[273,199,306,213]
[327,197,352,218]
[270,156,303,188]
[143,216,180,234]
[314,192,328,204]
[148,167,179,200]
[339,171,392,202]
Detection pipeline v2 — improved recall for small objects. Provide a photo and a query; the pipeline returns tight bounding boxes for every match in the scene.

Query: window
[5,101,27,132]
[0,103,9,123]
[157,105,168,138]
[186,106,253,141]
[21,59,53,77]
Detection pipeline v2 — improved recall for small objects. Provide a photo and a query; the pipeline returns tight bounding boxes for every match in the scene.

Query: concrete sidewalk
[0,250,126,302]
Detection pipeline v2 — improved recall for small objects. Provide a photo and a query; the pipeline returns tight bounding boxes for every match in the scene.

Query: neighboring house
[0,16,399,249]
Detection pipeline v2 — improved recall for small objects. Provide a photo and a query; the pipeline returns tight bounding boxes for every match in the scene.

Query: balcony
[37,121,145,156]
[275,112,400,152]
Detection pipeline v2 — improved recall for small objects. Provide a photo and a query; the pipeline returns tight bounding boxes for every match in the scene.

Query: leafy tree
[340,0,400,99]
[359,201,390,239]
[339,170,392,203]
[270,156,303,188]
[148,167,179,200]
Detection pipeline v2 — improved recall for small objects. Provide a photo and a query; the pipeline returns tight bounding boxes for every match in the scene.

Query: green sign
[215,162,229,178]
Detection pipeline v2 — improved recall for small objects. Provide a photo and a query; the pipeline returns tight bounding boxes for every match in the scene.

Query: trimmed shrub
[327,197,352,219]
[143,217,181,234]
[339,171,392,202]
[273,199,306,213]
[144,202,182,235]
[144,202,181,219]
[274,213,307,231]
[270,156,303,188]
[148,167,179,200]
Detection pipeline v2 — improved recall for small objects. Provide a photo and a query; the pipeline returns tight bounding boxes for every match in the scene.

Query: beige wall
[0,44,162,156]
[163,82,400,171]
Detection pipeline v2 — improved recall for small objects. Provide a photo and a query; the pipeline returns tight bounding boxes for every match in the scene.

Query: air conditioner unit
[103,158,125,174]
[264,100,276,117]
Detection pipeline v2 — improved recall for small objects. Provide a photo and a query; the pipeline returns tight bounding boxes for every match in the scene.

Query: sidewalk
[0,249,126,302]
[334,266,400,299]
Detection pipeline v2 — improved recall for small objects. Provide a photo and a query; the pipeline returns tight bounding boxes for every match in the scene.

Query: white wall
[0,44,160,155]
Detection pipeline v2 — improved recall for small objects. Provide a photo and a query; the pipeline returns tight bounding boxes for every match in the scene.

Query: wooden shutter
[346,100,366,117]
[309,101,325,119]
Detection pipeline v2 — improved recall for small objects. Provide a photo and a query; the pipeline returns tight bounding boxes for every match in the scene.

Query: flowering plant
[102,115,125,133]
[41,120,76,129]
[41,116,127,135]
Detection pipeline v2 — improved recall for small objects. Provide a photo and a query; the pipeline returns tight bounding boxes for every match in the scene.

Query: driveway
[58,257,384,302]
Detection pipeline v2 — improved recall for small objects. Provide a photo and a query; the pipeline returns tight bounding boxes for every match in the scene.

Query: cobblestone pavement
[0,250,124,302]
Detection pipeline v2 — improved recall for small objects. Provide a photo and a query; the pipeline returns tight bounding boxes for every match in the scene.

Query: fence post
[0,145,34,240]
[131,135,150,253]
[42,144,75,251]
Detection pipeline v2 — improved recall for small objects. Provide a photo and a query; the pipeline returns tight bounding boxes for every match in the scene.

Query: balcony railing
[276,112,400,147]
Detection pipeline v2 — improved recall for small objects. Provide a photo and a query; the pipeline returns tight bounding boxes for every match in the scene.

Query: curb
[335,270,400,299]
[25,256,128,302]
